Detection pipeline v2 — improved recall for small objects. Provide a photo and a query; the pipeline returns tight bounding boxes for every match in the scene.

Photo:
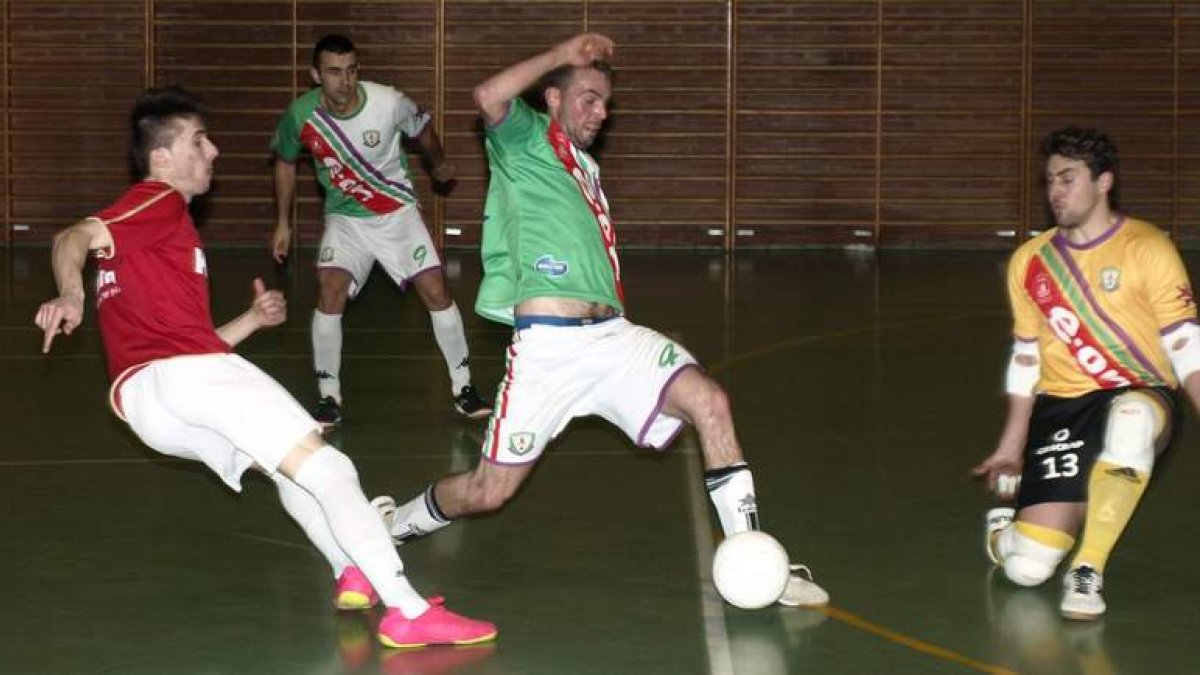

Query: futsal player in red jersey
[33,85,495,649]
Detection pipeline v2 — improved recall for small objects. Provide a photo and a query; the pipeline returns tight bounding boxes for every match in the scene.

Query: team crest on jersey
[1099,267,1121,292]
[508,432,536,456]
[320,247,336,263]
[362,129,381,148]
[1032,272,1052,302]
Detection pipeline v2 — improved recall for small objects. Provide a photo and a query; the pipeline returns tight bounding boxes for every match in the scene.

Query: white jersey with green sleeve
[475,98,625,325]
[270,81,429,218]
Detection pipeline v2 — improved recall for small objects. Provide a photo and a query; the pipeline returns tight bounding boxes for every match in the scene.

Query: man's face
[312,51,359,112]
[547,68,611,149]
[1045,154,1111,228]
[155,116,219,199]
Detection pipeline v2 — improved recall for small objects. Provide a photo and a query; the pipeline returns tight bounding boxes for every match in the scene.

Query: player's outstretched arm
[34,218,113,353]
[271,157,297,263]
[972,394,1033,500]
[473,32,614,127]
[216,278,287,347]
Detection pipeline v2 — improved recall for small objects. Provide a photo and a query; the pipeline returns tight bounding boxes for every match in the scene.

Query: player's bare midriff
[516,297,617,319]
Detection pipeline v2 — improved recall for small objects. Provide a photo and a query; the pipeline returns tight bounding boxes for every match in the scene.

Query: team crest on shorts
[362,129,381,148]
[320,247,335,262]
[508,432,536,456]
[1099,267,1121,292]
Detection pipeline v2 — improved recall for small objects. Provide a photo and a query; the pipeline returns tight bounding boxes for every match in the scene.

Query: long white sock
[272,472,351,578]
[430,303,471,393]
[312,311,343,403]
[292,446,429,617]
[705,463,759,536]
[389,485,453,543]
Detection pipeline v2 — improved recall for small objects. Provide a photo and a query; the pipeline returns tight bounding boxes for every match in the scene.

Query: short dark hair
[1041,126,1121,209]
[130,85,208,179]
[313,34,356,68]
[540,60,613,101]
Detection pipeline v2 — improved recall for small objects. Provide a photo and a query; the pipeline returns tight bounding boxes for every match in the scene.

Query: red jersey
[93,181,230,380]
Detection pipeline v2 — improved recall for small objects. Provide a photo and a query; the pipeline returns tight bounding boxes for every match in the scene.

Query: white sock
[705,463,759,536]
[430,303,471,393]
[272,473,352,578]
[291,446,429,617]
[312,311,343,403]
[389,485,453,543]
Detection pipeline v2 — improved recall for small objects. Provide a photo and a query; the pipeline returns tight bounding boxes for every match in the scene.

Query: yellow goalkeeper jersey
[1007,216,1197,397]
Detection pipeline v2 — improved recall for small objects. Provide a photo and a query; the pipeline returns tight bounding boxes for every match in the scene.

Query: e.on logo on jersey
[1045,305,1131,388]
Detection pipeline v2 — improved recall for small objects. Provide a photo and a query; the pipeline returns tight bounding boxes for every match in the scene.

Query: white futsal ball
[712,531,791,609]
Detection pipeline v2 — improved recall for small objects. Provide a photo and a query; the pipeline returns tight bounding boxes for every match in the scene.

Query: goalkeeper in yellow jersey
[973,126,1200,620]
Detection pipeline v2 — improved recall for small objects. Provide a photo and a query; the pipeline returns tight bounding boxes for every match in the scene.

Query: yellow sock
[1014,520,1076,550]
[1071,459,1150,573]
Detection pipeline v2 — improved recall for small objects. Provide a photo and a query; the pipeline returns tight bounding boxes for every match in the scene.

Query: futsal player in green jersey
[271,34,491,427]
[372,33,829,609]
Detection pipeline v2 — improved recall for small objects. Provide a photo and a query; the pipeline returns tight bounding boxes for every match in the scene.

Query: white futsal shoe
[1060,565,1106,621]
[777,564,830,608]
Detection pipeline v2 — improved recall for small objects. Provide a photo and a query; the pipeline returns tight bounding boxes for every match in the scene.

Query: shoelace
[1072,569,1099,594]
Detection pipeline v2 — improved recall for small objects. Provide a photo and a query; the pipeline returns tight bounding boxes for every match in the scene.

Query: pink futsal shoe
[377,597,498,649]
[334,566,380,611]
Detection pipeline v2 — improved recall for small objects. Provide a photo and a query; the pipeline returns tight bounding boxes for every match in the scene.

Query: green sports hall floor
[1,246,1198,675]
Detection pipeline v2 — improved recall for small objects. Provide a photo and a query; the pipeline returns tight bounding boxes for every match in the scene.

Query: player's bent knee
[291,446,360,496]
[1000,523,1070,587]
[1100,394,1159,473]
[1002,555,1057,587]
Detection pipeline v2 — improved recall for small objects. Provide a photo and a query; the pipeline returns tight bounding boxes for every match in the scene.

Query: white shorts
[482,317,698,465]
[111,353,320,491]
[318,206,442,298]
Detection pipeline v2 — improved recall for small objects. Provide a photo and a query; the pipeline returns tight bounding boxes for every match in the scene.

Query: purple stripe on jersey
[1056,215,1125,251]
[315,107,416,195]
[1051,236,1167,381]
[1161,317,1200,335]
[637,363,698,448]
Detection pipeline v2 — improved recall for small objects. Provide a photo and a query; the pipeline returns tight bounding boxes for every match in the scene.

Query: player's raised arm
[473,32,614,127]
[34,217,113,353]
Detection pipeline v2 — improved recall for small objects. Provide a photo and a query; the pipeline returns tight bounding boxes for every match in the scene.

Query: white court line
[682,434,734,675]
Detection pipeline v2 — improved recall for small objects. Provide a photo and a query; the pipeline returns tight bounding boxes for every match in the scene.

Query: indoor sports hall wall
[2,1,1200,249]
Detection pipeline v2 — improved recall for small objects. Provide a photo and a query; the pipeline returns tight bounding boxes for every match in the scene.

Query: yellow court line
[821,606,1017,675]
[705,310,1015,674]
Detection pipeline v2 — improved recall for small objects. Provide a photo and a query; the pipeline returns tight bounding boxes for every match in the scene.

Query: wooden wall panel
[2,2,1200,249]
[736,0,877,248]
[1177,5,1200,244]
[1029,1,1176,241]
[8,1,144,243]
[878,0,1022,248]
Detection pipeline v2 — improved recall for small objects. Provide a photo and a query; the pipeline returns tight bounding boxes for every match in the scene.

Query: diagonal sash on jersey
[300,111,418,215]
[1025,241,1165,389]
[547,120,625,303]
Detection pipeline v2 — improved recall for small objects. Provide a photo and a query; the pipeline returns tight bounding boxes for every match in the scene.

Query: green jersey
[475,98,625,325]
[270,81,428,218]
